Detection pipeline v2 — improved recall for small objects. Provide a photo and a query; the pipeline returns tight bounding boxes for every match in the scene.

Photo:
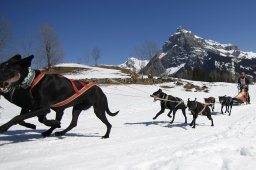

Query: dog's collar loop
[19,67,36,89]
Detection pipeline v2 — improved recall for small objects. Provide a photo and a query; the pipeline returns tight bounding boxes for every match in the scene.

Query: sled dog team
[0,55,251,138]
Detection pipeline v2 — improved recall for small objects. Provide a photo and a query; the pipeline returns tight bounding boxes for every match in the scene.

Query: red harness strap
[51,82,96,108]
[30,72,46,94]
[70,79,79,93]
[30,72,97,108]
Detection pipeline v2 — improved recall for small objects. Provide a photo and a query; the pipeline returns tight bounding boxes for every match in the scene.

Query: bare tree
[37,24,64,69]
[0,16,12,61]
[135,40,159,60]
[83,49,91,65]
[134,40,159,77]
[92,47,100,66]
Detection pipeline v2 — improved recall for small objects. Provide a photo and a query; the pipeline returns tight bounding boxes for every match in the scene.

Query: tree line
[175,67,234,82]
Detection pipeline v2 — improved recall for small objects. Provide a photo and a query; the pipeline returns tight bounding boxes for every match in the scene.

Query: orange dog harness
[30,72,96,108]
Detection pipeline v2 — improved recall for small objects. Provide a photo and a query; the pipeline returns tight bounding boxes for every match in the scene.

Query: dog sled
[232,87,249,105]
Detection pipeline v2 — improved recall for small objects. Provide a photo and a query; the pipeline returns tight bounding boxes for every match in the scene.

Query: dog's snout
[0,81,9,88]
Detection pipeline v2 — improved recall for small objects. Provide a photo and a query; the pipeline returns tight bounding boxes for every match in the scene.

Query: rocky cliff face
[142,27,256,77]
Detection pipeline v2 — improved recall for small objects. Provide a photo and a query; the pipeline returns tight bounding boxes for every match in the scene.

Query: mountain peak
[119,57,149,73]
[176,26,192,34]
[142,27,256,78]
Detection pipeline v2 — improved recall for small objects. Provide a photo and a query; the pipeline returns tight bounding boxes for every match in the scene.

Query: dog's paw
[30,124,37,130]
[26,124,36,130]
[0,125,8,133]
[55,131,65,136]
[42,131,52,137]
[101,135,109,139]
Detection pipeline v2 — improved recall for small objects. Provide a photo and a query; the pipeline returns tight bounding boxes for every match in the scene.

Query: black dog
[0,55,118,138]
[0,55,62,133]
[204,97,215,111]
[218,96,233,116]
[150,89,187,124]
[187,98,214,128]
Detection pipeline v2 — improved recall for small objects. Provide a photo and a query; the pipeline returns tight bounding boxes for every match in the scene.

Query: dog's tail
[106,105,119,116]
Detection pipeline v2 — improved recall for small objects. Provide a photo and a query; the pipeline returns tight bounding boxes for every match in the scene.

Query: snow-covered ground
[54,63,130,79]
[1,68,256,170]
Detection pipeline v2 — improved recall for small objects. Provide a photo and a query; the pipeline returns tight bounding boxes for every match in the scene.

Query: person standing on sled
[237,71,250,103]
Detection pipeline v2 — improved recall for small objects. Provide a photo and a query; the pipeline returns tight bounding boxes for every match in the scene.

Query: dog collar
[19,67,36,89]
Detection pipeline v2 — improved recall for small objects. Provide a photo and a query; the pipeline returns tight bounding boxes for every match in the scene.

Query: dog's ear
[7,54,22,63]
[13,55,34,67]
[0,54,22,66]
[159,89,162,92]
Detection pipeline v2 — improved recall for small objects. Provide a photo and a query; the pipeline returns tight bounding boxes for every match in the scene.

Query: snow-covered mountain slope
[119,57,149,72]
[1,77,256,170]
[142,27,256,77]
[54,63,130,79]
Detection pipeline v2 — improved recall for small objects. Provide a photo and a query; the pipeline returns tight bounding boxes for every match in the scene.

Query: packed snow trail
[0,81,256,170]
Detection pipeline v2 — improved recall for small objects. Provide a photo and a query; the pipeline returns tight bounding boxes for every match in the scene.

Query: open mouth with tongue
[0,73,20,92]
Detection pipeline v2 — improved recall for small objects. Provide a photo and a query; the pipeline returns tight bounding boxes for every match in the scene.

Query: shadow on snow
[0,129,101,146]
[124,120,188,130]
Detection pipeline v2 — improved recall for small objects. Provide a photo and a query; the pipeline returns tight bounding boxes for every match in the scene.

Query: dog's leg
[190,115,194,126]
[18,108,36,130]
[0,107,51,133]
[207,113,214,126]
[181,108,187,124]
[38,115,61,128]
[55,108,82,137]
[92,104,113,139]
[229,104,232,116]
[192,114,197,128]
[42,110,64,137]
[153,108,165,120]
[170,110,176,124]
[210,117,214,126]
[167,109,173,118]
[221,104,224,114]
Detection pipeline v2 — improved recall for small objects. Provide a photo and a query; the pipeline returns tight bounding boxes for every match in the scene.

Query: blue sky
[1,0,256,65]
